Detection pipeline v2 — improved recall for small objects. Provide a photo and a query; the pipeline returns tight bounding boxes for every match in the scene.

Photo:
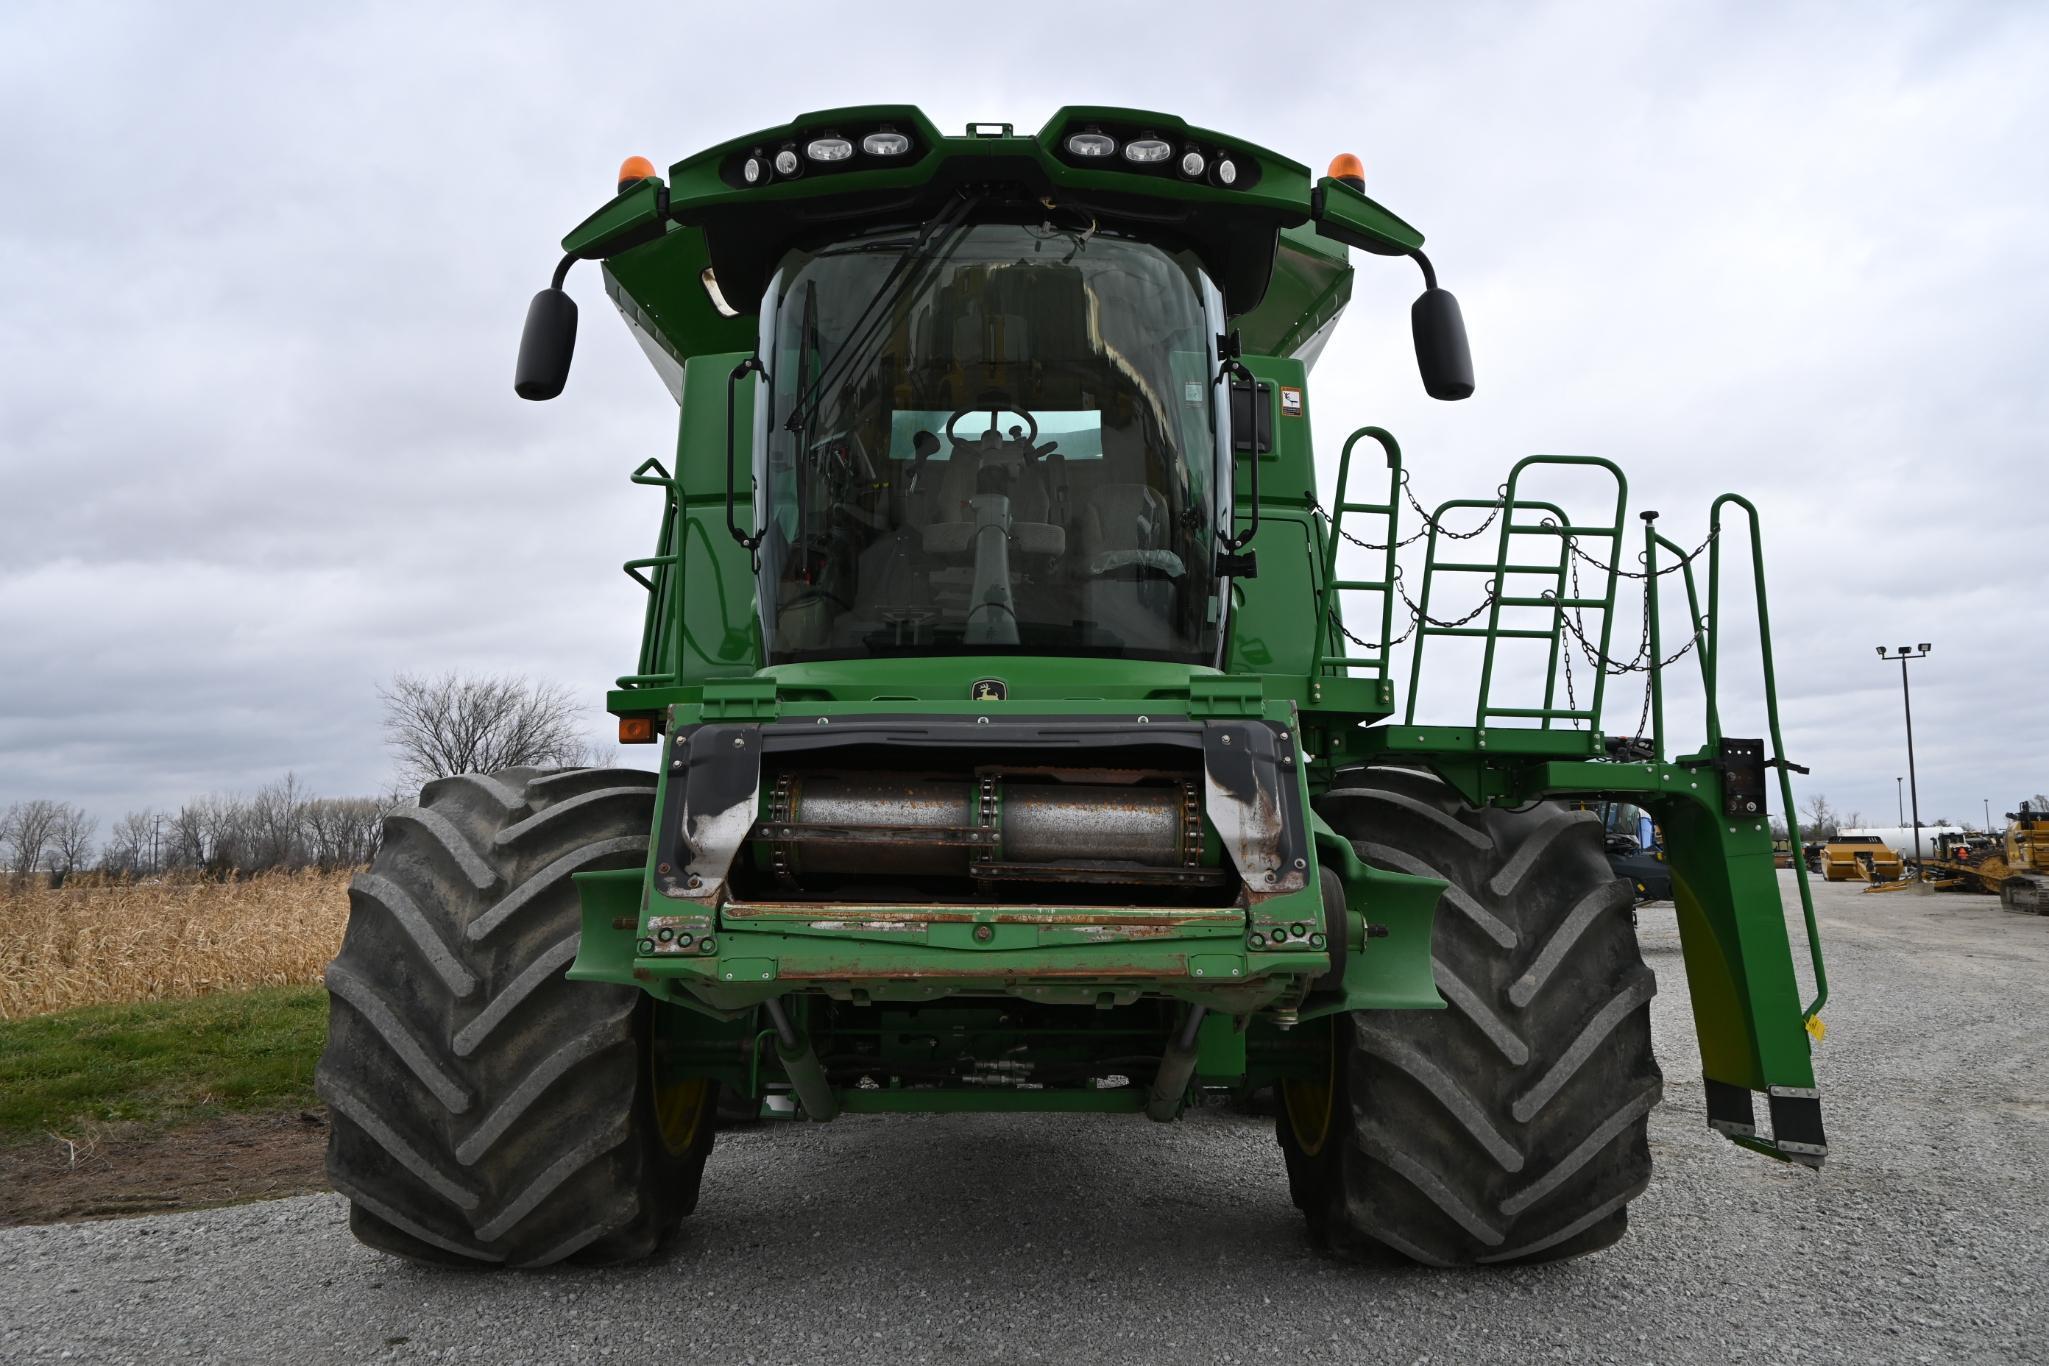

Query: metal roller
[760,772,1196,882]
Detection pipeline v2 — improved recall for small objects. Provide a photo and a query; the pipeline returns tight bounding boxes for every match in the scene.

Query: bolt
[816,716,829,725]
[637,938,656,955]
[657,862,671,874]
[675,735,689,750]
[687,874,702,888]
[1290,923,1309,939]
[1293,857,1306,869]
[1310,933,1327,950]
[698,937,717,954]
[1264,870,1277,883]
[1248,933,1266,949]
[656,926,674,942]
[677,932,694,948]
[973,924,994,943]
[732,736,746,748]
[670,760,684,772]
[1221,734,1232,745]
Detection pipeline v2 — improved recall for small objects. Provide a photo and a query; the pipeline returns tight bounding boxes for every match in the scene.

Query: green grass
[0,987,326,1140]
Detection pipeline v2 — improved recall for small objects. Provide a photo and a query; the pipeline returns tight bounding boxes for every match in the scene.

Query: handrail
[1315,426,1403,689]
[620,457,683,690]
[1709,493,1826,1021]
[1479,456,1627,733]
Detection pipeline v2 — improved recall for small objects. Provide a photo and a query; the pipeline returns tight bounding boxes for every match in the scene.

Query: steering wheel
[945,397,1039,449]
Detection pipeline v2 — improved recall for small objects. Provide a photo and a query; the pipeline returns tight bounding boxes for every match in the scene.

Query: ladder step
[1498,595,1607,608]
[1433,561,1564,574]
[1483,707,1599,719]
[1423,627,1555,639]
[1507,522,1622,537]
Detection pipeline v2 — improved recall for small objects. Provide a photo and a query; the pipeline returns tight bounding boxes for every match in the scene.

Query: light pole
[1876,644,1931,880]
[1985,798,1992,834]
[1896,777,1904,825]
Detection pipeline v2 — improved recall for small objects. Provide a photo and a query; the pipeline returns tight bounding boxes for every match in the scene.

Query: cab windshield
[756,221,1228,664]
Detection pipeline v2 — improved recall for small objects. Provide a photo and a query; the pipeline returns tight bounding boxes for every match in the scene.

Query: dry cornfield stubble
[0,870,354,1019]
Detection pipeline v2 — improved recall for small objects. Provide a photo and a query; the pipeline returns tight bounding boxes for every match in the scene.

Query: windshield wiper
[782,189,986,437]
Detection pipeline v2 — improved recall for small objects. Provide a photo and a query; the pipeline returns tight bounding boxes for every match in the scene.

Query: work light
[1066,131,1116,158]
[1122,137,1172,163]
[806,137,854,162]
[863,131,911,156]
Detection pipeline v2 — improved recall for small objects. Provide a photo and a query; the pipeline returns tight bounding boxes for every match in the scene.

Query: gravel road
[5,874,2047,1365]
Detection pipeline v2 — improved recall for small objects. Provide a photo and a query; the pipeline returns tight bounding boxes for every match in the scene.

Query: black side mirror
[515,287,578,401]
[1412,287,1474,401]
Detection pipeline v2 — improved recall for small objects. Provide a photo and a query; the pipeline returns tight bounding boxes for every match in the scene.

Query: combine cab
[317,108,1830,1269]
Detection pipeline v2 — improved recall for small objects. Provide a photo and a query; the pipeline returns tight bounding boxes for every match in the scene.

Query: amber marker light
[1327,153,1365,191]
[618,715,657,744]
[617,155,657,192]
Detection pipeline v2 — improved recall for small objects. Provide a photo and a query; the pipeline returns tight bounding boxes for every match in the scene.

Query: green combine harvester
[317,107,1829,1268]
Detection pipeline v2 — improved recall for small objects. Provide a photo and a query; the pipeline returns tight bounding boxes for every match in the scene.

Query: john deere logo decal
[972,678,1008,702]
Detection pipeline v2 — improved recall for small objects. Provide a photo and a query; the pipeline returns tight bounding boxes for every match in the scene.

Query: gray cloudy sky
[2,1,2044,836]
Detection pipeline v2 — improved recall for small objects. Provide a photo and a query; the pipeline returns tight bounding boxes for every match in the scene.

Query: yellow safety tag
[1804,1015,1826,1043]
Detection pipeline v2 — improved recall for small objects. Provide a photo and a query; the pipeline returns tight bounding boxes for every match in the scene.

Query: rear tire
[317,767,715,1268]
[1280,769,1662,1265]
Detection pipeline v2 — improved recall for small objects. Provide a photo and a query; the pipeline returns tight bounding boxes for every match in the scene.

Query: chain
[1313,476,1709,754]
[1570,527,1718,580]
[1308,471,1505,552]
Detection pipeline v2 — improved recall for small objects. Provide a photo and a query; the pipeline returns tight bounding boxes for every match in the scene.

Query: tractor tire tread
[1292,771,1662,1266]
[318,766,705,1269]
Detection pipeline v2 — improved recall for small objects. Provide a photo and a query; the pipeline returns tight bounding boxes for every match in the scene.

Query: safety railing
[1313,427,1404,690]
[1402,455,1627,729]
[618,457,683,690]
[1648,496,1827,1022]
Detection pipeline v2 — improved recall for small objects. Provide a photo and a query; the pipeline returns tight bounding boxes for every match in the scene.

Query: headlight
[1178,149,1205,177]
[773,147,800,177]
[741,154,763,185]
[862,131,911,157]
[1215,158,1239,186]
[1066,131,1116,158]
[806,137,853,162]
[1122,137,1172,164]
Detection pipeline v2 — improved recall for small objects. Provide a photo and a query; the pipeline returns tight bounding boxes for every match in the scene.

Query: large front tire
[1280,770,1662,1265]
[317,767,715,1268]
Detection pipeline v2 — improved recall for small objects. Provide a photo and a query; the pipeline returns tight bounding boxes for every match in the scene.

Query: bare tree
[303,796,385,870]
[48,804,98,886]
[1799,793,1838,841]
[3,799,62,883]
[250,773,308,871]
[380,672,592,787]
[103,808,161,878]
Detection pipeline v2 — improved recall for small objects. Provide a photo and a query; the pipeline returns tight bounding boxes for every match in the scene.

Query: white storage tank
[1839,825,1969,860]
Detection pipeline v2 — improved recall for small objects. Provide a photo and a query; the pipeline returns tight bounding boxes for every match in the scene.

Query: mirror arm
[549,253,576,291]
[1409,249,1438,291]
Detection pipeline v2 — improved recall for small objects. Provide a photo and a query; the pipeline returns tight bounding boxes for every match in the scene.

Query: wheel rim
[652,1073,711,1156]
[1281,1019,1336,1158]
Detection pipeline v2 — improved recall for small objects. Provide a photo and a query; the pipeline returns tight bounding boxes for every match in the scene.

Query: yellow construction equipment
[1821,835,1904,883]
[1925,803,2049,911]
